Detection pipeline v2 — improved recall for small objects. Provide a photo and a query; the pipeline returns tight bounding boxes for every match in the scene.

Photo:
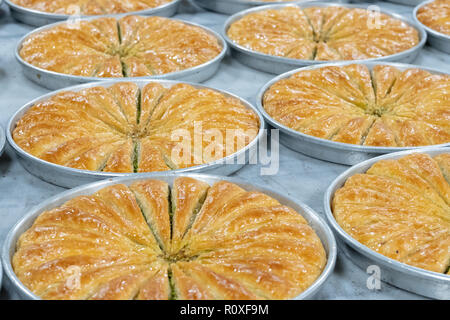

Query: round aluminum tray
[383,0,424,5]
[5,0,181,27]
[0,125,5,158]
[223,2,427,74]
[7,80,266,188]
[257,61,450,166]
[413,0,450,54]
[194,0,348,15]
[16,17,228,90]
[324,147,450,300]
[2,172,337,300]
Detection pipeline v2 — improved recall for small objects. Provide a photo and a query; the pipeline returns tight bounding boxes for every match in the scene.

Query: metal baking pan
[0,125,5,157]
[371,0,425,5]
[324,147,450,300]
[2,172,337,300]
[16,17,228,90]
[256,61,450,166]
[413,0,450,54]
[194,0,348,15]
[223,2,427,74]
[7,80,265,189]
[5,0,181,27]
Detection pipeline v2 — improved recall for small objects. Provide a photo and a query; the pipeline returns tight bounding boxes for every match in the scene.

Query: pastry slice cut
[102,138,135,173]
[14,253,154,296]
[382,116,431,147]
[129,179,172,251]
[397,153,450,206]
[399,233,450,274]
[60,195,160,249]
[40,264,153,300]
[301,113,356,140]
[371,64,402,105]
[331,116,376,145]
[94,184,160,248]
[136,263,170,300]
[107,82,140,126]
[170,177,209,253]
[201,191,280,234]
[367,158,450,213]
[174,261,262,300]
[64,139,124,171]
[170,263,215,300]
[139,82,168,129]
[434,154,450,185]
[362,119,398,146]
[187,181,246,237]
[135,138,172,172]
[38,136,120,166]
[90,268,159,300]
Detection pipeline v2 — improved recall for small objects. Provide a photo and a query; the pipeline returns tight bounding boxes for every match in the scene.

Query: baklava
[13,177,327,299]
[263,64,450,147]
[227,6,420,61]
[417,0,450,36]
[19,16,222,77]
[11,0,174,15]
[12,82,260,173]
[333,153,450,274]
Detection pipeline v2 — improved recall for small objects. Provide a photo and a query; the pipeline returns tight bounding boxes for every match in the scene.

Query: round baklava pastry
[333,152,450,274]
[12,177,327,300]
[417,0,450,36]
[10,0,174,15]
[227,6,420,61]
[263,64,450,147]
[19,16,222,77]
[12,82,260,173]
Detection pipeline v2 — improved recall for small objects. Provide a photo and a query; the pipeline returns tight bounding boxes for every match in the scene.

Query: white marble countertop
[0,0,448,300]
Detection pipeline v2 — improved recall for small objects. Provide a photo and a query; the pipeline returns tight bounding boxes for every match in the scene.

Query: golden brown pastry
[19,16,222,77]
[263,64,450,147]
[333,153,450,274]
[11,0,174,15]
[417,0,450,36]
[227,6,420,61]
[13,177,327,300]
[12,82,260,173]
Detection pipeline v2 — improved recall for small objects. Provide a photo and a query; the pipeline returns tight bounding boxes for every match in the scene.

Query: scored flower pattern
[13,177,327,300]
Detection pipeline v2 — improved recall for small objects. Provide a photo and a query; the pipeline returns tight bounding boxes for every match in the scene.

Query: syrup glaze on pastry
[12,82,260,173]
[263,64,450,147]
[11,0,174,15]
[19,16,222,77]
[333,153,450,274]
[417,0,450,36]
[227,6,420,61]
[13,177,327,300]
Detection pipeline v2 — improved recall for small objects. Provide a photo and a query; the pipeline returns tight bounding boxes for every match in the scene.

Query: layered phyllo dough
[227,6,419,61]
[13,82,260,173]
[417,0,450,36]
[333,153,450,274]
[11,0,174,15]
[13,177,327,299]
[20,16,222,77]
[263,64,450,147]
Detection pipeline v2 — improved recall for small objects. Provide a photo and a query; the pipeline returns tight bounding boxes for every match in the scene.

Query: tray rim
[256,61,450,154]
[0,124,5,157]
[15,15,228,84]
[6,79,265,180]
[1,172,337,300]
[222,2,427,68]
[5,0,181,20]
[324,147,450,290]
[413,0,450,41]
